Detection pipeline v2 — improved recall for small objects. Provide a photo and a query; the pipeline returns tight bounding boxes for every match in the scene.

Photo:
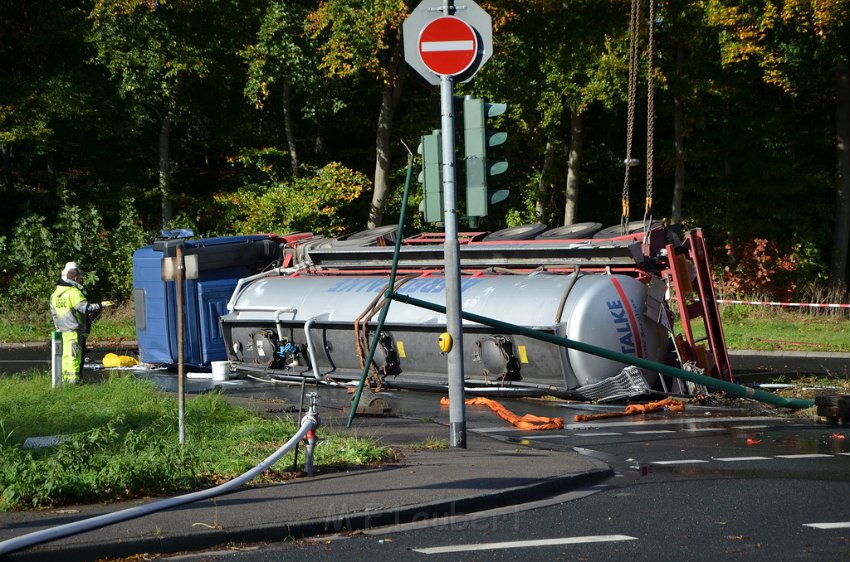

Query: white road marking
[412,534,638,554]
[630,430,676,435]
[714,456,772,462]
[421,40,474,52]
[682,427,726,432]
[367,486,609,536]
[804,522,850,530]
[650,459,709,465]
[474,426,529,433]
[477,416,787,433]
[575,432,622,437]
[775,454,834,459]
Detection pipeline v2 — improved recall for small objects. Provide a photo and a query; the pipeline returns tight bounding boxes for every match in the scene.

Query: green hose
[346,150,415,428]
[388,292,815,411]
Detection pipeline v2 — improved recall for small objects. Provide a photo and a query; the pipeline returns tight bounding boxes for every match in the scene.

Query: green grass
[0,302,136,344]
[0,372,395,511]
[689,305,850,352]
[407,436,450,450]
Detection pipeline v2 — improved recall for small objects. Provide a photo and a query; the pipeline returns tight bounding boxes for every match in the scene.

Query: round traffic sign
[417,16,478,76]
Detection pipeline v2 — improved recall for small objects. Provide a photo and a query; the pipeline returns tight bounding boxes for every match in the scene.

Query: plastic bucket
[211,361,230,381]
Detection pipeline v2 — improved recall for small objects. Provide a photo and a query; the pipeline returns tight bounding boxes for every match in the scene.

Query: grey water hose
[0,411,319,556]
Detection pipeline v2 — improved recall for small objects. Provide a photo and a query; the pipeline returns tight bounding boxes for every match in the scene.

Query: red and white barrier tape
[717,300,850,309]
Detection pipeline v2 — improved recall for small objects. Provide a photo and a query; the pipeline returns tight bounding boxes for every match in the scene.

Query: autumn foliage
[722,238,803,301]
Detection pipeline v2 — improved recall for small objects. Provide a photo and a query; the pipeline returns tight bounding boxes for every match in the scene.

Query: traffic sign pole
[403,0,496,449]
[440,73,467,449]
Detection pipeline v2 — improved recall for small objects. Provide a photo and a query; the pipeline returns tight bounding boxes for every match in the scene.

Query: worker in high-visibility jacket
[49,262,113,384]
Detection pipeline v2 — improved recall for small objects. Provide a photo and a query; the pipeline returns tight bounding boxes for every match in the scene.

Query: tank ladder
[665,228,733,382]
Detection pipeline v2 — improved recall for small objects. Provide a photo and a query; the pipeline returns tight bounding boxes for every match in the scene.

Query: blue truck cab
[132,235,284,368]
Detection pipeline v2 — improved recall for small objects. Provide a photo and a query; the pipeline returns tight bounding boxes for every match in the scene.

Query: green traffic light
[463,96,507,218]
[418,130,443,223]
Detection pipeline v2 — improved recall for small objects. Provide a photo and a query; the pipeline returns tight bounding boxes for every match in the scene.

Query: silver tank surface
[223,272,668,389]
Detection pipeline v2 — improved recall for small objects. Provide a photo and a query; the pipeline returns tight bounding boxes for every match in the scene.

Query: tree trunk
[282,78,300,178]
[0,142,13,224]
[564,108,584,225]
[671,42,685,224]
[370,86,394,229]
[1,142,11,196]
[535,138,555,223]
[314,114,327,155]
[829,58,850,289]
[159,105,174,228]
[368,28,406,229]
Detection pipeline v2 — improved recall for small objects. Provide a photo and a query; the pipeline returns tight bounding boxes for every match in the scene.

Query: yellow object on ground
[102,353,139,368]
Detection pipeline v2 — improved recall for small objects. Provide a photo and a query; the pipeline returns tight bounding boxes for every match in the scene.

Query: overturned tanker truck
[213,221,732,398]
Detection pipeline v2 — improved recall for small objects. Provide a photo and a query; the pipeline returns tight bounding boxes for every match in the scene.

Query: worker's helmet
[62,261,84,277]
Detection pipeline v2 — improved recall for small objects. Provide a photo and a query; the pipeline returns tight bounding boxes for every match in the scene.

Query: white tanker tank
[219,269,670,392]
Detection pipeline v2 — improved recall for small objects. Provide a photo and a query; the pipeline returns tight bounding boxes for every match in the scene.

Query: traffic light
[418,130,443,223]
[463,95,508,221]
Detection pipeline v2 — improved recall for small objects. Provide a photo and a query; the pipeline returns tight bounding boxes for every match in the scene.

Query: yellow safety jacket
[50,280,100,336]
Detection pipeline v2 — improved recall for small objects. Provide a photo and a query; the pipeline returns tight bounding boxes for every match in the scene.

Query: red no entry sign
[418,16,478,76]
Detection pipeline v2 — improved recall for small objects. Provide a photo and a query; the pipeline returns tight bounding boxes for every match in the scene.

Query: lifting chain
[622,0,640,232]
[643,0,656,230]
[623,0,656,236]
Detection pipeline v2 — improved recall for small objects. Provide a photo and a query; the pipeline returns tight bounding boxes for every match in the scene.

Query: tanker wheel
[816,394,845,407]
[593,219,662,239]
[348,224,398,240]
[816,396,844,424]
[332,225,399,247]
[536,222,602,240]
[483,223,547,241]
[838,397,850,427]
[817,405,840,424]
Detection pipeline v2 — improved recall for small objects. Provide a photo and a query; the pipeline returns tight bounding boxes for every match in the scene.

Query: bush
[0,191,147,309]
[720,237,827,301]
[213,162,371,237]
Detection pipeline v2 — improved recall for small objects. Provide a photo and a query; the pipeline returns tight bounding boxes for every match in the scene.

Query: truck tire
[536,222,602,240]
[483,223,547,241]
[594,219,662,239]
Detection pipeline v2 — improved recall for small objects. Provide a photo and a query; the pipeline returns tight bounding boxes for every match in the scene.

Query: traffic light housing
[418,130,443,223]
[463,96,508,220]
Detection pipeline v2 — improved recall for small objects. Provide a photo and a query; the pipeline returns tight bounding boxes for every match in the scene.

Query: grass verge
[720,305,849,352]
[0,371,396,512]
[682,304,850,353]
[0,302,137,345]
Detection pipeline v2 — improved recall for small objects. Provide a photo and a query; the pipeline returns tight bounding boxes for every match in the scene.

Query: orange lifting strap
[573,397,684,423]
[440,397,564,430]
